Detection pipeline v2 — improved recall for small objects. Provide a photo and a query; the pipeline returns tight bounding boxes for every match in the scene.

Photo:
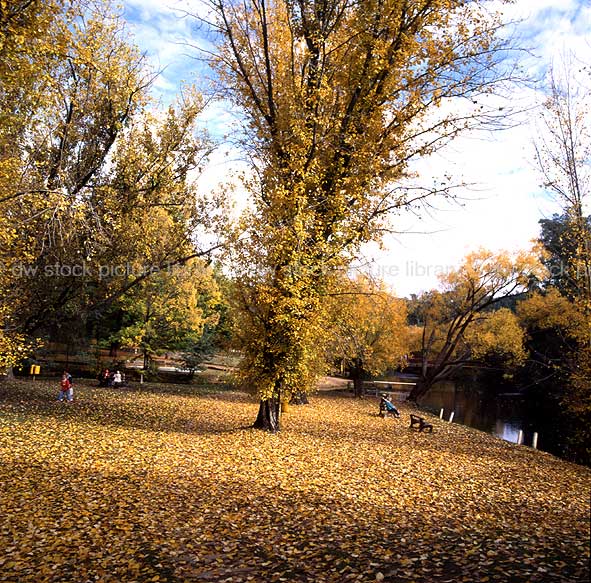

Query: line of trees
[0,0,224,373]
[1,1,589,460]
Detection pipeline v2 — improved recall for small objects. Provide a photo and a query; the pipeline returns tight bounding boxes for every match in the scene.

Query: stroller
[379,394,400,418]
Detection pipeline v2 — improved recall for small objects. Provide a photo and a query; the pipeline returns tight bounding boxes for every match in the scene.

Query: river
[418,381,541,446]
[382,377,557,454]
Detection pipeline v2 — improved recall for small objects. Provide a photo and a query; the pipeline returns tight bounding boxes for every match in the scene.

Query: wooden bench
[409,413,433,433]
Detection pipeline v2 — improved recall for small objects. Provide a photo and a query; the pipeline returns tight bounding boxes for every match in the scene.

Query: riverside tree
[406,249,539,403]
[534,54,591,309]
[199,0,520,430]
[520,59,591,462]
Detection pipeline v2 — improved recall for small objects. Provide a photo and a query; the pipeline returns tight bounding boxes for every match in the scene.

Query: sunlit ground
[0,379,589,582]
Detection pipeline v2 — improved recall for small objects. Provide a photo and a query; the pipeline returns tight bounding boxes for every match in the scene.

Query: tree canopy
[326,274,408,397]
[0,0,219,372]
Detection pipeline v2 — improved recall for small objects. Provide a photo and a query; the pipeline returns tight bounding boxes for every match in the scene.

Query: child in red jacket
[57,372,73,403]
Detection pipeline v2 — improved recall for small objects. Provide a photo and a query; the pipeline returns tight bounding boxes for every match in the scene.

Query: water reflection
[495,419,521,444]
[419,381,539,448]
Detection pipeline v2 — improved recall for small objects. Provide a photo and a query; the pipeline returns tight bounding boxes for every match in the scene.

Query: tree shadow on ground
[0,380,256,437]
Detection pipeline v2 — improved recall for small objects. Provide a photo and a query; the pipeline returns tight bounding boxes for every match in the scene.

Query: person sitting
[112,370,123,387]
[98,368,110,387]
[379,394,400,418]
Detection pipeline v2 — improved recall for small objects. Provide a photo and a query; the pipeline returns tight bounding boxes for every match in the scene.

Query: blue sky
[121,0,209,101]
[121,0,591,297]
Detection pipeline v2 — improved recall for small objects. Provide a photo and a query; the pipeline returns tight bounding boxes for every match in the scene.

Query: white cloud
[122,0,213,102]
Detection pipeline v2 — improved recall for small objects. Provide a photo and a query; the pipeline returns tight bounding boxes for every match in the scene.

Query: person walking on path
[57,372,73,403]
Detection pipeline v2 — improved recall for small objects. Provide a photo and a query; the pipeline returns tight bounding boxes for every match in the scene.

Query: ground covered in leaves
[0,380,589,583]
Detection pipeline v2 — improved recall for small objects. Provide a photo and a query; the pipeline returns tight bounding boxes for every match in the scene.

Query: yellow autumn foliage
[466,308,527,366]
[213,0,517,419]
[326,275,409,377]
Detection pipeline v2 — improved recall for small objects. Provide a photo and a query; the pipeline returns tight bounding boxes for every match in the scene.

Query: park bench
[409,413,433,433]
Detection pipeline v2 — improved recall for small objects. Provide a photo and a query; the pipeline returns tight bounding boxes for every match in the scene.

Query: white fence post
[448,411,455,423]
[439,408,444,419]
[532,432,539,449]
[517,430,523,445]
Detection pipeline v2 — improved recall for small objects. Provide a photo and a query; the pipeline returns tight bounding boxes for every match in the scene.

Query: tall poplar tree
[200,0,518,430]
[527,55,591,461]
[534,55,591,309]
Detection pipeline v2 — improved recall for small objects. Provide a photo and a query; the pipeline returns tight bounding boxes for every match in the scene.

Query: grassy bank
[0,379,589,582]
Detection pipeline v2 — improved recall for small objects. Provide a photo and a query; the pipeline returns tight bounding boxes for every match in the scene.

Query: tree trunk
[253,398,281,432]
[408,359,464,403]
[406,377,431,403]
[109,341,119,358]
[353,376,364,398]
[351,358,365,398]
[290,392,309,405]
